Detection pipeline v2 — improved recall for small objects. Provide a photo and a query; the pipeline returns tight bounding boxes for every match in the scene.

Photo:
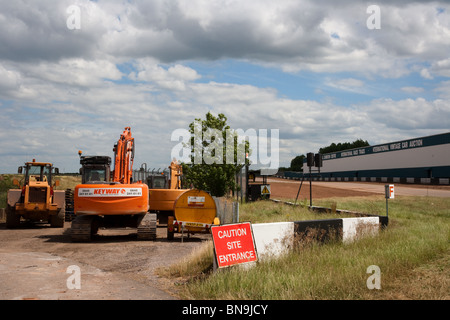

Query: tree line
[280,138,370,172]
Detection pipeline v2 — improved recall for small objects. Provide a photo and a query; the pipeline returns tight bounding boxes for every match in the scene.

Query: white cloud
[129,60,201,91]
[168,65,201,81]
[1,67,449,171]
[420,68,433,79]
[1,0,450,172]
[401,86,425,94]
[1,0,449,77]
[364,98,450,131]
[0,64,21,91]
[435,80,450,99]
[430,58,450,77]
[25,59,123,86]
[325,78,366,93]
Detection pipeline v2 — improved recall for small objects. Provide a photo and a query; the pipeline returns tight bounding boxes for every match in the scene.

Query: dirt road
[0,223,208,300]
[267,178,450,200]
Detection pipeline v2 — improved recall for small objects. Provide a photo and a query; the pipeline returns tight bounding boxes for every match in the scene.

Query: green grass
[161,196,450,300]
[53,175,81,191]
[238,199,357,222]
[0,175,18,208]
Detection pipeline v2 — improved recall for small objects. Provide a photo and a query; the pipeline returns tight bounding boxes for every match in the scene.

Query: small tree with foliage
[290,155,305,172]
[182,112,250,197]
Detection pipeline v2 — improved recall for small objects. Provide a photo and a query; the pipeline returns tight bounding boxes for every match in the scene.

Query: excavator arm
[112,127,135,184]
[169,160,183,189]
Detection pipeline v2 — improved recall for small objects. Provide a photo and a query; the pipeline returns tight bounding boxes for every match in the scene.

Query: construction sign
[385,184,395,199]
[211,222,258,268]
[187,196,205,207]
[261,185,271,195]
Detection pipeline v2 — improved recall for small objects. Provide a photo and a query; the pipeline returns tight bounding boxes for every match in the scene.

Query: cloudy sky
[1,0,449,173]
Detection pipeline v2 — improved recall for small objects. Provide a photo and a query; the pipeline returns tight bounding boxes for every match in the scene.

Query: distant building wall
[280,132,450,184]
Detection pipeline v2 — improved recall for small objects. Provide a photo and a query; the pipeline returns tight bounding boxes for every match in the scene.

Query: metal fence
[132,165,169,184]
[213,197,239,224]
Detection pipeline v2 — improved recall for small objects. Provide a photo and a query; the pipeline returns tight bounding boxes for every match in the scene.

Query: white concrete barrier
[252,222,294,259]
[249,217,382,263]
[224,214,385,270]
[342,217,380,243]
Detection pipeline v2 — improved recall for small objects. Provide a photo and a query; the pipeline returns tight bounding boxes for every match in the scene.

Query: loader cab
[18,160,58,186]
[79,156,112,184]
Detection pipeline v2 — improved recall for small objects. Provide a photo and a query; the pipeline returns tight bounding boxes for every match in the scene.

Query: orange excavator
[70,127,155,241]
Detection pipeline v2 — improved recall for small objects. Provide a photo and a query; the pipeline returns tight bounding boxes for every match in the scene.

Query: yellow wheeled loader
[6,160,65,228]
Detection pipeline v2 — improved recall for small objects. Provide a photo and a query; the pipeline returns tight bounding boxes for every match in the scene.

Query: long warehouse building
[293,132,450,184]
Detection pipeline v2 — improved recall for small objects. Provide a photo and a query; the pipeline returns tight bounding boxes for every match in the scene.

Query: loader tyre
[6,205,20,229]
[50,208,65,228]
[167,216,175,241]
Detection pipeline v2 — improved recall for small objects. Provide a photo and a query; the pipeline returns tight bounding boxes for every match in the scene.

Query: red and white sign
[187,196,205,207]
[211,222,258,268]
[385,184,395,199]
[77,188,142,197]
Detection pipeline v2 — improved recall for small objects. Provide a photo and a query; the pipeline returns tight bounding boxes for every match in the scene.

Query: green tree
[290,155,305,172]
[182,112,250,197]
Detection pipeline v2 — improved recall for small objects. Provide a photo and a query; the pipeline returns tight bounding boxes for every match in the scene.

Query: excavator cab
[147,173,169,189]
[79,156,111,184]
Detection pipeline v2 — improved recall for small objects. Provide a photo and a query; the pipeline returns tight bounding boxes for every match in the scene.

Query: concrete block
[252,222,294,259]
[294,219,343,243]
[342,217,379,243]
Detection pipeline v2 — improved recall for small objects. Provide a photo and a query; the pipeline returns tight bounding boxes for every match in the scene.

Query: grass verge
[159,196,449,300]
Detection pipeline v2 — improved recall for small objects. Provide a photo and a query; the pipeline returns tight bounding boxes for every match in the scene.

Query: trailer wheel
[167,216,175,240]
[167,228,174,240]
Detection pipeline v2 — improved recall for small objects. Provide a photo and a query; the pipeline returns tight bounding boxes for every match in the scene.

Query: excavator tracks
[70,213,157,241]
[70,215,95,242]
[137,213,157,240]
